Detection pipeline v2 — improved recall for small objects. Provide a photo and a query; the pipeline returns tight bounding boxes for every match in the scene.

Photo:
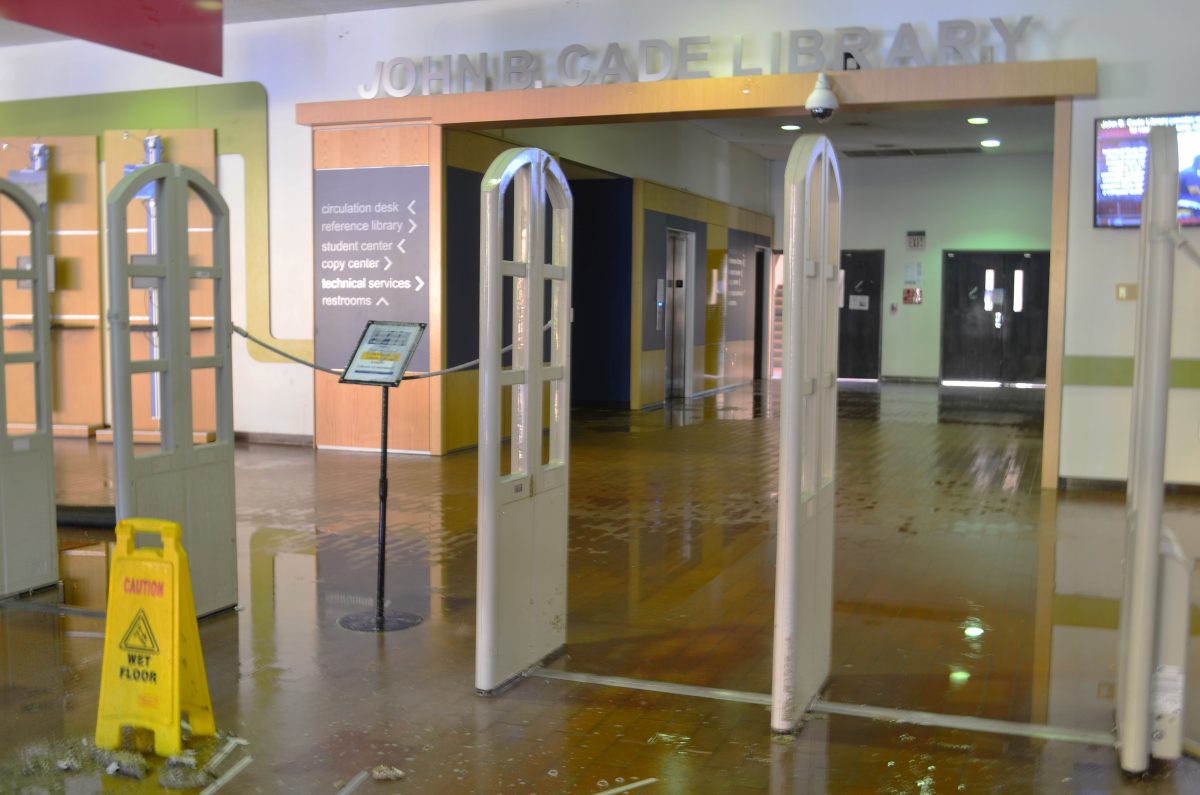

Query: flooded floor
[3,381,1200,793]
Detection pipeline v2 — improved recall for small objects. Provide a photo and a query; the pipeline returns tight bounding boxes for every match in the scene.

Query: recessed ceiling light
[780,124,801,131]
[980,139,1001,148]
[967,117,989,125]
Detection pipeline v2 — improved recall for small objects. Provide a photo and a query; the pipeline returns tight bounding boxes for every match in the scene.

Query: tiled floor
[3,381,1200,793]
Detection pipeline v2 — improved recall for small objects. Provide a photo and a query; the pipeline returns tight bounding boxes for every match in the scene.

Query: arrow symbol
[397,239,406,254]
[384,255,393,271]
[376,297,389,306]
[407,218,418,233]
[406,200,416,215]
[415,275,425,292]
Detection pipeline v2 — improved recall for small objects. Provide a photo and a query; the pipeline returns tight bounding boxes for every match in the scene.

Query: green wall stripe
[1063,356,1200,388]
[1054,593,1200,634]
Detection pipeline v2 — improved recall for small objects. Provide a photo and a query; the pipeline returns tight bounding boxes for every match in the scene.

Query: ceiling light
[967,117,989,125]
[780,124,801,131]
[980,139,1001,148]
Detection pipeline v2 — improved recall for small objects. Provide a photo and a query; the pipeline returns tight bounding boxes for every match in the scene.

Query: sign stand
[336,320,426,633]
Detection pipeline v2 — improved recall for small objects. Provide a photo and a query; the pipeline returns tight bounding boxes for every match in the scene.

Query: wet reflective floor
[4,381,1200,792]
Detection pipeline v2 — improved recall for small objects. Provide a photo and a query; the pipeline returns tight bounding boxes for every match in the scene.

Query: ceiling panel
[692,105,1055,162]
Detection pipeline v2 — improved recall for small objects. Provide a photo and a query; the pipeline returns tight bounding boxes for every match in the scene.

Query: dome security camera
[805,72,839,122]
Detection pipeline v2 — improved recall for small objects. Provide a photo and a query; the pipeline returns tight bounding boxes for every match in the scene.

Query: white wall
[497,123,771,215]
[804,153,1052,379]
[0,0,1196,475]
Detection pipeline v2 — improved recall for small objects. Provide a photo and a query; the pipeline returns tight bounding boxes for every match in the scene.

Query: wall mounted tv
[1094,113,1200,228]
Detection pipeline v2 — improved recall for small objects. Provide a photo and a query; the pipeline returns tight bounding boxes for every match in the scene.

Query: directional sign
[314,166,429,371]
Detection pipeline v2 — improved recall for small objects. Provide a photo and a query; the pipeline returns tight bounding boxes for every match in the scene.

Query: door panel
[999,251,1050,382]
[941,251,1050,383]
[838,250,883,379]
[665,231,688,398]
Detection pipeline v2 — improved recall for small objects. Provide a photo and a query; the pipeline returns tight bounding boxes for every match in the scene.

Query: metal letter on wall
[771,135,842,731]
[0,177,57,598]
[476,148,573,693]
[107,163,237,617]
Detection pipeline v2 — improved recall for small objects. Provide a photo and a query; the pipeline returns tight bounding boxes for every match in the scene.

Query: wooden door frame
[298,60,1094,485]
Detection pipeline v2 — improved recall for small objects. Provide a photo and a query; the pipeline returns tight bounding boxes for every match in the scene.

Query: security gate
[107,163,236,617]
[772,135,842,731]
[1116,125,1192,772]
[0,177,56,598]
[476,148,573,693]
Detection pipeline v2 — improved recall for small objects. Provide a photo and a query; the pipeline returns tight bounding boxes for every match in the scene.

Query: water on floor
[2,381,1200,792]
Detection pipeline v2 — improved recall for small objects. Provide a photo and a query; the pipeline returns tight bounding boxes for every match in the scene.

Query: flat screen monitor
[1095,113,1200,228]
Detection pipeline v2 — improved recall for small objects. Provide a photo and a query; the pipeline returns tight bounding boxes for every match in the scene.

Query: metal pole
[377,384,389,630]
[144,136,163,421]
[337,377,420,634]
[336,377,420,638]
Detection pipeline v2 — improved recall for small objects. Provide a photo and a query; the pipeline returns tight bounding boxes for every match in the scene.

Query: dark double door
[941,250,1050,383]
[838,250,883,379]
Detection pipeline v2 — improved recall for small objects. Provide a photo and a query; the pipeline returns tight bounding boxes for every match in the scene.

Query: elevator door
[665,231,688,398]
[838,250,883,379]
[941,250,1050,383]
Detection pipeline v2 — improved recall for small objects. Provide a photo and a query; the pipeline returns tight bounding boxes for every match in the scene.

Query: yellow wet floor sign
[96,518,215,757]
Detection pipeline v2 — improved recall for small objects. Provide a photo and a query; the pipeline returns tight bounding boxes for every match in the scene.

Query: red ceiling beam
[0,0,223,75]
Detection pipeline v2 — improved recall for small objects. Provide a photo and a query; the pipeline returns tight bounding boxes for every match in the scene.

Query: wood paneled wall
[0,136,103,436]
[312,124,444,453]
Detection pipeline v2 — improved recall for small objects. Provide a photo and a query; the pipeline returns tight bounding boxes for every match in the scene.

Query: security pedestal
[1115,125,1192,773]
[107,163,236,617]
[771,135,843,731]
[476,148,573,694]
[0,177,56,598]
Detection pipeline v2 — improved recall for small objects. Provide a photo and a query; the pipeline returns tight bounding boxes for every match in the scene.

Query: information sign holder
[337,320,426,633]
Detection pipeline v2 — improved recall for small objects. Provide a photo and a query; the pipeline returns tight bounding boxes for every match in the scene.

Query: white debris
[371,765,406,781]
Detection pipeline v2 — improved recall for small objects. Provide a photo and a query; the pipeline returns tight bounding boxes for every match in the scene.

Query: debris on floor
[159,764,216,790]
[97,750,149,780]
[166,750,199,768]
[371,764,406,780]
[0,731,245,792]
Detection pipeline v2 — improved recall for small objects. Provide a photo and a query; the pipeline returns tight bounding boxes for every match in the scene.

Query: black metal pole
[376,384,389,630]
[337,377,420,633]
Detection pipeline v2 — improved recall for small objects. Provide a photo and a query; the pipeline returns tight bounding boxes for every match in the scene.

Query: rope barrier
[230,322,549,380]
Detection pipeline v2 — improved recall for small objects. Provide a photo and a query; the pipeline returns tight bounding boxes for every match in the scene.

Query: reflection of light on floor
[1003,442,1022,492]
[942,380,1002,388]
